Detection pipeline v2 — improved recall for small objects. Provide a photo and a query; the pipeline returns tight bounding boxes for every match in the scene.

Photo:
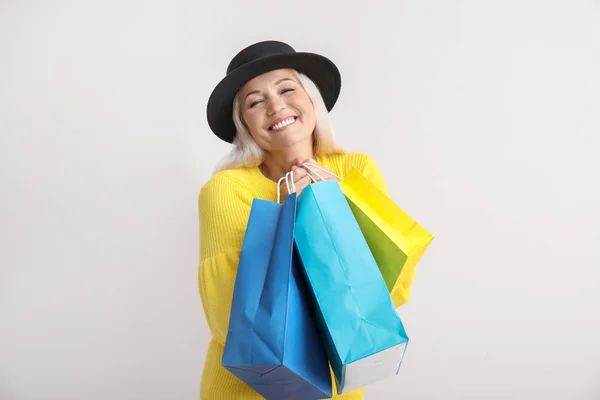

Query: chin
[278,132,312,146]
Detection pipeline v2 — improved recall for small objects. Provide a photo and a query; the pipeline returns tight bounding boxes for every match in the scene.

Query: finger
[303,167,320,182]
[302,163,325,180]
[303,159,321,176]
[295,175,314,191]
[292,168,308,181]
[302,175,315,185]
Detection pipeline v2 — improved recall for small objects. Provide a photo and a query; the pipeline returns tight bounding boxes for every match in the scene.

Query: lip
[268,116,297,130]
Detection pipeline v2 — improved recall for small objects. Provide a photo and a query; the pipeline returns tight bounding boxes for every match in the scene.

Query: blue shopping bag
[222,193,332,399]
[294,180,410,394]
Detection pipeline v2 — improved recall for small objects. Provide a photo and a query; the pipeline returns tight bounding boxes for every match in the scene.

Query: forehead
[240,68,298,94]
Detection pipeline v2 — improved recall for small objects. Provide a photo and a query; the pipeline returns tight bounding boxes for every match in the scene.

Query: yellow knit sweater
[197,152,414,399]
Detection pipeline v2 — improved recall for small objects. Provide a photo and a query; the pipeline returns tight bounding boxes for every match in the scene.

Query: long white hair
[214,70,343,173]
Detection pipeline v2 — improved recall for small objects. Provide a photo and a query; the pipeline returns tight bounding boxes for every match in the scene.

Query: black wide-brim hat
[206,40,341,144]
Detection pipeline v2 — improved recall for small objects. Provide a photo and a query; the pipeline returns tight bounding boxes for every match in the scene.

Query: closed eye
[249,99,263,108]
[249,88,294,108]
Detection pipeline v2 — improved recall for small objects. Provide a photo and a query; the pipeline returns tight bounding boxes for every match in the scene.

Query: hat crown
[208,40,341,143]
[227,40,296,74]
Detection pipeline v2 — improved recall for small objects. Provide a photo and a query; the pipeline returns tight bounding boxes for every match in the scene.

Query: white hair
[213,70,343,173]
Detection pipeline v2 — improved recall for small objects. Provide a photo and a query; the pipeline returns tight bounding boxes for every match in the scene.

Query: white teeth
[271,117,295,131]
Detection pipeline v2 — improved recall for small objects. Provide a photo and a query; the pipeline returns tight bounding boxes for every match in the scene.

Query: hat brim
[206,52,341,144]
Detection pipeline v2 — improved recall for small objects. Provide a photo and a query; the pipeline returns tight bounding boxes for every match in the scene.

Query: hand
[295,158,337,182]
[277,166,314,203]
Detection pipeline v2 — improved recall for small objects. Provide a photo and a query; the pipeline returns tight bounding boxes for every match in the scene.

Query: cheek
[301,102,316,124]
[297,96,314,119]
[241,111,262,132]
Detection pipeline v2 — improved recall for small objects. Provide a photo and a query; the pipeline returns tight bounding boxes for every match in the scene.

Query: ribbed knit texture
[197,152,413,399]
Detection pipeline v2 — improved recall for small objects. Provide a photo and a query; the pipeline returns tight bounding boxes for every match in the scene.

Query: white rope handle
[277,170,296,203]
[285,170,296,194]
[277,176,286,204]
[285,172,291,194]
[302,164,324,182]
[277,164,337,203]
[302,162,343,181]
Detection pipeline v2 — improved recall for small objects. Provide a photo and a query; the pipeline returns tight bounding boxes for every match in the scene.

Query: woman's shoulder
[318,151,380,176]
[198,168,256,207]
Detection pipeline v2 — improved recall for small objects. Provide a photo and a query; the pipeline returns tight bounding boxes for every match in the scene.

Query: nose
[266,96,285,116]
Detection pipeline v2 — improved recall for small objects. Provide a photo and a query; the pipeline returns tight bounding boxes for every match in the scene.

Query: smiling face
[238,69,316,153]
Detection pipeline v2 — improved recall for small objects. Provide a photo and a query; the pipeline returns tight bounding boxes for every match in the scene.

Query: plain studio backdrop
[1,1,599,399]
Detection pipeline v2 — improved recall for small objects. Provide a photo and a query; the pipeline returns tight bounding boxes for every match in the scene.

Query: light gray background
[1,1,599,399]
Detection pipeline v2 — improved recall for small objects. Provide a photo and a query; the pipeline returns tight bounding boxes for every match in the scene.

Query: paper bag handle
[302,162,343,182]
[277,170,297,203]
[277,163,342,203]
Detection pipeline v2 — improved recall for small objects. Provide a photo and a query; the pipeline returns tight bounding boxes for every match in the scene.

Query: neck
[260,143,314,182]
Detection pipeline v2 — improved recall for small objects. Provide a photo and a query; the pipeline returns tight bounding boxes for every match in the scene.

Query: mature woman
[198,40,413,399]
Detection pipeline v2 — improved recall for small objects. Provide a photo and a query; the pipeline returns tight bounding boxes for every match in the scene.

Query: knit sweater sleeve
[344,153,413,309]
[197,173,253,346]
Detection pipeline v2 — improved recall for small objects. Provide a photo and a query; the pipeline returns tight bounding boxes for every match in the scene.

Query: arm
[197,173,253,346]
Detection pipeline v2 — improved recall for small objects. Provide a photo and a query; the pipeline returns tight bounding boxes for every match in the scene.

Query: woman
[198,40,413,399]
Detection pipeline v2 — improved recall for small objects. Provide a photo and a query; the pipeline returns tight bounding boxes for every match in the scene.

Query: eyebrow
[244,78,294,99]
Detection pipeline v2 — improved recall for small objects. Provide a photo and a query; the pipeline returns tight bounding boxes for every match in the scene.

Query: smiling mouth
[269,117,297,131]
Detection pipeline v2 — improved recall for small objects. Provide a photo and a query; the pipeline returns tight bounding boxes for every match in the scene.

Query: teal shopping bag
[294,180,409,394]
